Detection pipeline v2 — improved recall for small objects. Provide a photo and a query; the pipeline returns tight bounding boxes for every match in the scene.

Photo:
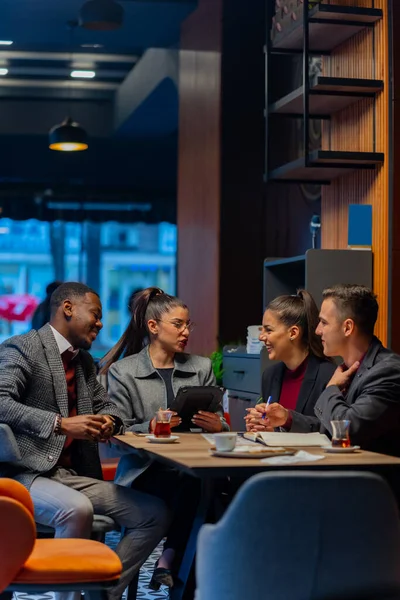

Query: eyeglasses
[156,319,196,333]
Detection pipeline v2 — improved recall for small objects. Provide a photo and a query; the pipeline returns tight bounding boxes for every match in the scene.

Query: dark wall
[218,0,320,345]
[0,134,177,189]
[218,0,266,343]
[0,133,177,222]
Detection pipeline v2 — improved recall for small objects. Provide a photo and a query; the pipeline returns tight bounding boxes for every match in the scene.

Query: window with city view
[0,218,177,358]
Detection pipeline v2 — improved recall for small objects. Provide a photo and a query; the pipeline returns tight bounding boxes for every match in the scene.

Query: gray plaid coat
[0,323,123,489]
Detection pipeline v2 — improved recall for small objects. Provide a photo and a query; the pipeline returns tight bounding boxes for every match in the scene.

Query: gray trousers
[30,467,170,600]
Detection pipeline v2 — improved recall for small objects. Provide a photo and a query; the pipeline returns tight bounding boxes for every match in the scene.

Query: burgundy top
[279,357,308,411]
[58,349,77,467]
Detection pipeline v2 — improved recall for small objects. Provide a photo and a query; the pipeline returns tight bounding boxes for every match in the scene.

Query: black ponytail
[99,286,187,374]
[267,289,325,359]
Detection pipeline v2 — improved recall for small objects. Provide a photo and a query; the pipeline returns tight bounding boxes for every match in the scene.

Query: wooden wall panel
[177,0,223,355]
[321,0,390,344]
[390,0,400,352]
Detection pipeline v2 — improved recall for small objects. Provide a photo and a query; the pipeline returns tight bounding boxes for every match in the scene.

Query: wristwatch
[54,414,63,435]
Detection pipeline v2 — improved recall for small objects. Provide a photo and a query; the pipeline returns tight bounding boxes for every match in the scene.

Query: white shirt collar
[49,325,79,358]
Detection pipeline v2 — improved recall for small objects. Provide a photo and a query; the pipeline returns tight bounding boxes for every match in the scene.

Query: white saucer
[146,435,179,444]
[210,449,294,459]
[323,445,360,453]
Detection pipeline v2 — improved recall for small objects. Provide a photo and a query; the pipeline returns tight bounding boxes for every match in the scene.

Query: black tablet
[169,386,223,430]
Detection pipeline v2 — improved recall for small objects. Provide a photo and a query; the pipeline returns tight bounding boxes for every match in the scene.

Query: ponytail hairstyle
[266,289,325,360]
[99,287,188,374]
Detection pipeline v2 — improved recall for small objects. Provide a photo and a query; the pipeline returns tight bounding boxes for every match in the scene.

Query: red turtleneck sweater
[279,357,308,411]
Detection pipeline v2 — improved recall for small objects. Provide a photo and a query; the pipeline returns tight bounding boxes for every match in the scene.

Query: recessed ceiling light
[0,68,8,76]
[70,70,96,79]
[81,43,104,49]
[0,40,13,46]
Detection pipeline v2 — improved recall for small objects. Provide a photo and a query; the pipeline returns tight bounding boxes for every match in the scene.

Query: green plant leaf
[210,349,224,386]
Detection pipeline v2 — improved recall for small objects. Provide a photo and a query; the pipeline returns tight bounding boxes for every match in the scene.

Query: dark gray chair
[196,471,400,600]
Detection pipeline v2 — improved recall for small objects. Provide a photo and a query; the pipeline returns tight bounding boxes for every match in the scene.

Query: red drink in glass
[332,438,351,448]
[331,420,351,448]
[154,421,171,438]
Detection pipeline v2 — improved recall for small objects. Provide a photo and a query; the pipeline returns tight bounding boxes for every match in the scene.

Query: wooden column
[177,0,266,355]
[177,0,223,355]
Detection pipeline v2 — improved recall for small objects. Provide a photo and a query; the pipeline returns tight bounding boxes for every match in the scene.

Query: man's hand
[192,411,223,433]
[327,361,360,392]
[245,403,288,430]
[98,415,116,442]
[60,414,109,440]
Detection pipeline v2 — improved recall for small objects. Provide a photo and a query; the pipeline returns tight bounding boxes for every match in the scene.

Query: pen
[262,396,273,420]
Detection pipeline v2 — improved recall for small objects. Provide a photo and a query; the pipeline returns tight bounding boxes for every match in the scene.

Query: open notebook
[243,431,330,447]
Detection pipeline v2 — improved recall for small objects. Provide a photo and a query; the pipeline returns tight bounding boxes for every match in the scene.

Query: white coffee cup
[214,432,237,452]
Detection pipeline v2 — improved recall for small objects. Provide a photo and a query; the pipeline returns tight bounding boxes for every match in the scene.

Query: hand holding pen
[261,401,290,429]
[245,397,289,430]
[261,396,273,420]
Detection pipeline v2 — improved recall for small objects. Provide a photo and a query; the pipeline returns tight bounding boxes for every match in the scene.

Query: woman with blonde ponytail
[245,289,335,433]
[100,287,228,591]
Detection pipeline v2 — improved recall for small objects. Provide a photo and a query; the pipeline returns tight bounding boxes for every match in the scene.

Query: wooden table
[112,432,400,600]
[113,432,400,478]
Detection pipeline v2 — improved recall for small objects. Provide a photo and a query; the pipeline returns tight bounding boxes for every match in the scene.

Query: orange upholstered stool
[0,478,34,516]
[14,538,121,585]
[0,478,122,600]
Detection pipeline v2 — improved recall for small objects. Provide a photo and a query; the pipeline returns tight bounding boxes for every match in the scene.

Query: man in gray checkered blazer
[0,282,170,600]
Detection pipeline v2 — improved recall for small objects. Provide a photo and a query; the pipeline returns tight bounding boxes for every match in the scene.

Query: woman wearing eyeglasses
[99,286,228,590]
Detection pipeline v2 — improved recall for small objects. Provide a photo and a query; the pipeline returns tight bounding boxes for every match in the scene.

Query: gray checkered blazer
[0,323,123,489]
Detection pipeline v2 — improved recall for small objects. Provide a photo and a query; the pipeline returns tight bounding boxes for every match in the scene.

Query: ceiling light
[48,117,88,152]
[0,41,13,46]
[49,22,88,152]
[0,68,8,76]
[70,70,96,78]
[79,0,124,31]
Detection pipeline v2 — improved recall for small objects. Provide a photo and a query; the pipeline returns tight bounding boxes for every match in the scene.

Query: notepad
[243,431,330,447]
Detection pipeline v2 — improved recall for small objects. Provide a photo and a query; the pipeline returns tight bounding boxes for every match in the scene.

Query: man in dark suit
[262,284,400,456]
[0,282,169,600]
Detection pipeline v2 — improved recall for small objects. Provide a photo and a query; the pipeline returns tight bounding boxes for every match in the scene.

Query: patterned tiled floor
[14,532,169,600]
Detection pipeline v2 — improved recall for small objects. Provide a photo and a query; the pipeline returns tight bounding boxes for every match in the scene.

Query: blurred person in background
[31,280,62,330]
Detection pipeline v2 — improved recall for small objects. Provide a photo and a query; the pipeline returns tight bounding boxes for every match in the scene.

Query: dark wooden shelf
[272,4,383,52]
[268,150,384,184]
[269,77,383,116]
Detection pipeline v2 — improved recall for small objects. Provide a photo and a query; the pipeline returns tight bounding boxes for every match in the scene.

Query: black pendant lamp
[49,117,88,152]
[49,22,89,152]
[79,0,124,31]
